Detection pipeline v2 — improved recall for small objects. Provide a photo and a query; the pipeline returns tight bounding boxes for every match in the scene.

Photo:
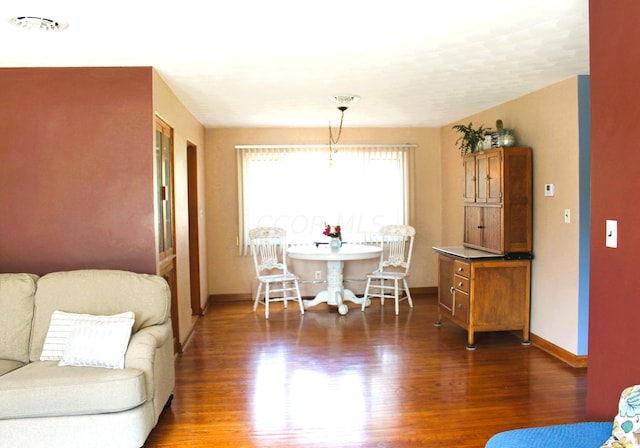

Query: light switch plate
[606,219,617,248]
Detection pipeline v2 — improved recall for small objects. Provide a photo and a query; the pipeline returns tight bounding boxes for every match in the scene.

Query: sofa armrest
[124,320,175,418]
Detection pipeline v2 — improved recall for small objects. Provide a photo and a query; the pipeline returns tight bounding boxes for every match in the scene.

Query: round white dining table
[287,244,382,315]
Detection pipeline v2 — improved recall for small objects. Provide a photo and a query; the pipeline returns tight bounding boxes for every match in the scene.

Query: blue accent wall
[577,74,591,355]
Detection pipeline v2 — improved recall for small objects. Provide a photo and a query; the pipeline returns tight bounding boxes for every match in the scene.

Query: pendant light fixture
[9,16,69,32]
[328,95,360,161]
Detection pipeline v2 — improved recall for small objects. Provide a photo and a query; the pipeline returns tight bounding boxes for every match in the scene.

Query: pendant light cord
[329,106,348,159]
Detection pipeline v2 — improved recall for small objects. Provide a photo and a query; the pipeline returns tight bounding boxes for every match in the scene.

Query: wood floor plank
[145,295,589,447]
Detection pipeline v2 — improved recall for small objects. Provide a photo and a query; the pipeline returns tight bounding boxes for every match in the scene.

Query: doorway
[187,142,203,316]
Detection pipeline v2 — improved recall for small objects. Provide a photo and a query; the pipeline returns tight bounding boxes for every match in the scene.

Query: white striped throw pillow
[40,310,135,365]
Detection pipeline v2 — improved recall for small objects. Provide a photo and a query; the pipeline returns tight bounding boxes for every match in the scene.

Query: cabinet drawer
[454,260,470,278]
[453,291,470,324]
[454,274,470,293]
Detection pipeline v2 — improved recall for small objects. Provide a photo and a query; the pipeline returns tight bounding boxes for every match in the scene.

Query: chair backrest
[376,225,416,275]
[249,227,289,276]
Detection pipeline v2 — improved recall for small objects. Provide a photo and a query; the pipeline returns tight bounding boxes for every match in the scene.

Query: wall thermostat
[544,183,555,197]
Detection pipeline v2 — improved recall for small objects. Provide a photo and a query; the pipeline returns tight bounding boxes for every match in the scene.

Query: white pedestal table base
[302,260,367,315]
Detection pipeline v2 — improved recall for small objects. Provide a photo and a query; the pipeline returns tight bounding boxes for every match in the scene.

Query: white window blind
[237,144,415,254]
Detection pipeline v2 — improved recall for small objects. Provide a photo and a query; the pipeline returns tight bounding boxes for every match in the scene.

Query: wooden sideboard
[433,246,531,350]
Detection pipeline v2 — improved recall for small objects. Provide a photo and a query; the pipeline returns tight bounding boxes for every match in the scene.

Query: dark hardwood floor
[145,294,588,447]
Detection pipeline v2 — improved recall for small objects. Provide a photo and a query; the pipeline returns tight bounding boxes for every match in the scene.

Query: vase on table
[329,237,341,251]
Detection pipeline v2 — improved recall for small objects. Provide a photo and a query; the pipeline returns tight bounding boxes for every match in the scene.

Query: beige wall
[442,77,582,353]
[205,127,441,298]
[204,77,582,354]
[153,71,208,346]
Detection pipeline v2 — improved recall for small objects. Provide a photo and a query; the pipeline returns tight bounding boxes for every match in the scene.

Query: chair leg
[265,283,270,319]
[404,278,413,308]
[282,280,288,309]
[394,279,400,315]
[362,277,372,311]
[380,279,385,306]
[253,282,263,313]
[294,280,304,315]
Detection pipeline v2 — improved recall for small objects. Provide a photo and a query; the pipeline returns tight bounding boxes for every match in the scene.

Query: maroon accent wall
[0,67,156,275]
[587,1,640,419]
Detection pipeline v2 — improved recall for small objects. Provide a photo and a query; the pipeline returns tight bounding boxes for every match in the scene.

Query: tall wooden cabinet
[463,147,532,254]
[434,146,533,349]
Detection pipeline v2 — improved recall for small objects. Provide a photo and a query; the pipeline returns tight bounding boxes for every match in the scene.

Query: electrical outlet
[564,209,570,223]
[315,270,322,280]
[544,184,555,197]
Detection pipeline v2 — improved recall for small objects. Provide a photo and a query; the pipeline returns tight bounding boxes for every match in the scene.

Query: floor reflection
[252,344,366,446]
[250,305,419,445]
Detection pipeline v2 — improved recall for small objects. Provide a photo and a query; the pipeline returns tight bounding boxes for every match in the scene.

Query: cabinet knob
[457,267,463,272]
[457,303,463,309]
[477,225,484,229]
[458,282,463,287]
[450,286,455,294]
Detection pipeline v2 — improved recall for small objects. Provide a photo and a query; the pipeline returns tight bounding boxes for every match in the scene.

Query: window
[237,145,415,254]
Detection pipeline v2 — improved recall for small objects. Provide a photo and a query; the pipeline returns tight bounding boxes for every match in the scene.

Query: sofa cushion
[0,273,38,364]
[30,270,170,362]
[0,359,25,377]
[0,361,147,419]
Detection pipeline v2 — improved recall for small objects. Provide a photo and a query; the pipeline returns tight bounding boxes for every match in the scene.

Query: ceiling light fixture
[328,95,360,159]
[9,16,69,32]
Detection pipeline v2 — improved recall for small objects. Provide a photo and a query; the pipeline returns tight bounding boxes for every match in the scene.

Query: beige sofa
[0,270,175,448]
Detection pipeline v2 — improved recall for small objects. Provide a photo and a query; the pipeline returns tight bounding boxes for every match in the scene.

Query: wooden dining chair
[362,225,416,315]
[249,227,304,319]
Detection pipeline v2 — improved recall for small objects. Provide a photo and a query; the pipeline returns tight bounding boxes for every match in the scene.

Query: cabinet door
[485,150,503,203]
[155,117,179,353]
[452,291,470,324]
[471,260,530,329]
[464,206,504,253]
[437,255,455,314]
[482,206,503,253]
[464,206,483,248]
[463,155,476,203]
[475,153,488,203]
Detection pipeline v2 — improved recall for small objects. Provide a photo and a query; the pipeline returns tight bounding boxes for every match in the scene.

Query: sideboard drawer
[454,260,470,278]
[454,274,470,293]
[453,291,470,324]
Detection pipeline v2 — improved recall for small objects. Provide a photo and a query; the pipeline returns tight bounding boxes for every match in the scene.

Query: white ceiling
[1,0,590,128]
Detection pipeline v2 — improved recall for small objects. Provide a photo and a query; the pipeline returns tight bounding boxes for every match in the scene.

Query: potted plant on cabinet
[452,122,492,156]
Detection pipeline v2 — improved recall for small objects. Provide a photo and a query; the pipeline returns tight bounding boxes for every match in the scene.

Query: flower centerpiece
[323,224,342,250]
[323,224,342,240]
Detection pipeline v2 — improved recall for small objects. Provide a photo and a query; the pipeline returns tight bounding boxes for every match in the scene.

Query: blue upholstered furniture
[485,422,612,448]
[486,384,640,447]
